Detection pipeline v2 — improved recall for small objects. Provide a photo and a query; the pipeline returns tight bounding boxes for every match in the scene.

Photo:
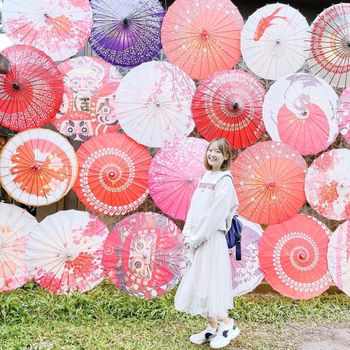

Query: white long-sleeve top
[182,170,239,249]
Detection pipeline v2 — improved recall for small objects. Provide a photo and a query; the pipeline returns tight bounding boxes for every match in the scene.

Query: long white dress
[174,170,239,319]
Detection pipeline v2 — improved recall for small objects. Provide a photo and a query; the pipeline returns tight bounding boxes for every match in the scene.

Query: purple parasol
[229,217,264,296]
[89,0,165,67]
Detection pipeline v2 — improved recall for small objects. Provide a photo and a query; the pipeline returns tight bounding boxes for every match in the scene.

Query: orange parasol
[232,141,307,225]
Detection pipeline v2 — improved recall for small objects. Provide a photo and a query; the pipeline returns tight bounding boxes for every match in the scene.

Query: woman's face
[206,141,226,170]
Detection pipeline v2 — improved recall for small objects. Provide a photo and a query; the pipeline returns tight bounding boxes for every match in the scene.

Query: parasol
[73,133,151,216]
[3,0,92,62]
[103,212,186,299]
[259,214,332,299]
[0,129,78,206]
[161,0,243,80]
[232,141,307,225]
[0,203,37,292]
[305,149,350,221]
[241,3,309,80]
[26,210,109,294]
[115,61,195,148]
[263,73,338,155]
[89,0,164,67]
[0,45,64,131]
[53,56,122,141]
[148,136,208,221]
[192,69,266,149]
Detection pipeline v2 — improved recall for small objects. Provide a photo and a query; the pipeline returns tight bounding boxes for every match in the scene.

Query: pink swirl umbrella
[26,210,109,294]
[148,136,208,221]
[229,217,263,296]
[305,149,350,221]
[259,214,332,299]
[327,220,350,296]
[103,212,186,299]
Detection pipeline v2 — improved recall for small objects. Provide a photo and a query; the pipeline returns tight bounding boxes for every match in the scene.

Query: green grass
[0,281,349,349]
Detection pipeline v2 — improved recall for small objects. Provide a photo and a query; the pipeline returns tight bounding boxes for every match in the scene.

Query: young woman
[174,138,239,349]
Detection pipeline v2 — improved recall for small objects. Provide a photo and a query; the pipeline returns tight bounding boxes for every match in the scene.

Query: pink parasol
[148,136,208,221]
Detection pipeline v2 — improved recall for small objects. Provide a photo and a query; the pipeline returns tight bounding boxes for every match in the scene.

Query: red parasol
[192,69,266,149]
[103,212,186,299]
[73,133,151,216]
[232,141,307,225]
[0,45,64,131]
[259,214,332,299]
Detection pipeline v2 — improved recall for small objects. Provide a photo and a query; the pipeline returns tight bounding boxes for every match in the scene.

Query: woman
[174,138,239,349]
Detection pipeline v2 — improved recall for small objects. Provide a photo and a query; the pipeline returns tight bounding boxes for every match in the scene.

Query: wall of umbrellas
[0,0,349,301]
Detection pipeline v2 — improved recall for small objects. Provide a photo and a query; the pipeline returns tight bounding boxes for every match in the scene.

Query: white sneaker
[189,326,217,345]
[209,319,240,349]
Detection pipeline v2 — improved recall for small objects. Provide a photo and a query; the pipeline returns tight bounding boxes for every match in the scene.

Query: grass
[0,281,349,349]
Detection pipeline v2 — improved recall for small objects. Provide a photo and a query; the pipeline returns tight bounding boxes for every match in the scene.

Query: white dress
[174,170,239,319]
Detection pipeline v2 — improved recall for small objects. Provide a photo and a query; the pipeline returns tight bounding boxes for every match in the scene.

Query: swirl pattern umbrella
[0,45,64,131]
[148,136,208,221]
[328,220,350,296]
[337,87,350,144]
[53,56,122,141]
[73,133,151,216]
[263,73,338,155]
[0,203,37,292]
[192,69,266,149]
[161,0,243,80]
[307,3,350,88]
[0,129,78,206]
[3,0,92,62]
[305,149,350,221]
[259,214,332,299]
[241,3,309,80]
[26,210,109,294]
[89,0,165,67]
[229,217,263,296]
[232,141,307,225]
[103,212,186,299]
[115,61,195,148]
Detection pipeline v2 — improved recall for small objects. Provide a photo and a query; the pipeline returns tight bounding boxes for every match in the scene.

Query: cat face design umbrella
[0,129,78,206]
[305,149,350,221]
[0,45,64,131]
[232,141,307,225]
[53,56,122,141]
[3,0,92,62]
[26,210,109,294]
[103,212,186,299]
[0,203,37,292]
[263,73,338,155]
[259,214,332,299]
[73,133,151,216]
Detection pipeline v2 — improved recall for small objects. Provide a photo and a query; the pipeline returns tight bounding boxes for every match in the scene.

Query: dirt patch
[299,326,350,350]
